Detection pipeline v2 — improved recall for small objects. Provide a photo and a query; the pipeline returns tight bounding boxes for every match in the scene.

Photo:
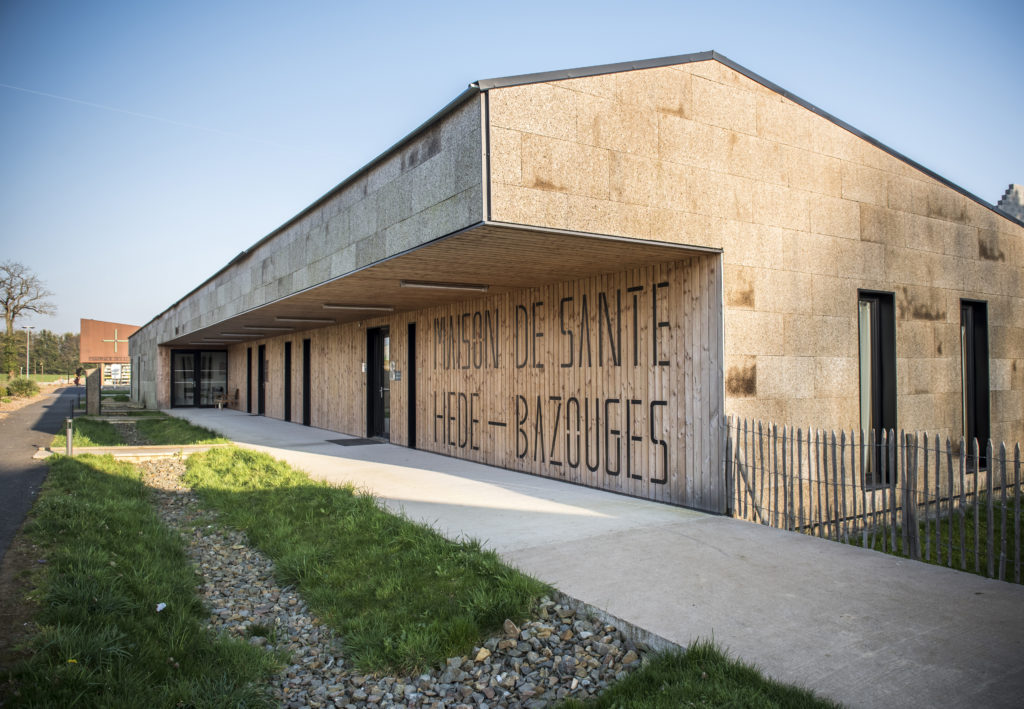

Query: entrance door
[257,344,266,416]
[367,327,390,440]
[302,338,311,426]
[407,322,416,449]
[171,350,227,407]
[283,341,292,422]
[246,347,252,413]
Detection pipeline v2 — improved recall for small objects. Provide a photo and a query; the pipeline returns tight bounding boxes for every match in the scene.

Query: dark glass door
[367,327,390,440]
[257,344,266,416]
[302,338,311,426]
[407,322,416,449]
[171,350,227,407]
[171,352,195,407]
[284,341,292,422]
[198,351,227,406]
[246,347,253,413]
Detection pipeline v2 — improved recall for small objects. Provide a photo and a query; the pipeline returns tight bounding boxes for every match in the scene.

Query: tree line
[2,330,85,377]
[1,260,91,377]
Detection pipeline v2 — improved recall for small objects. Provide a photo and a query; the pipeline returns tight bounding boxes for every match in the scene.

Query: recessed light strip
[400,280,488,292]
[322,304,395,311]
[274,317,335,324]
[242,326,294,331]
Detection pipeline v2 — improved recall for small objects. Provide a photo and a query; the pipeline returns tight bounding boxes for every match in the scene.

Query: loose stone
[140,458,651,708]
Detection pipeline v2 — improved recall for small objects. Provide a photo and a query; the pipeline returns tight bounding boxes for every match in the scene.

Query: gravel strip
[112,421,148,446]
[141,458,647,708]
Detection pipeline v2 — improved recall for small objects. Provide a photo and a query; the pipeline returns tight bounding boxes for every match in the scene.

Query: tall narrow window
[961,300,989,468]
[858,291,896,483]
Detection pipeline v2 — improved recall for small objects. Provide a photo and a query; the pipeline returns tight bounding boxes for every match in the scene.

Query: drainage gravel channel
[141,457,650,708]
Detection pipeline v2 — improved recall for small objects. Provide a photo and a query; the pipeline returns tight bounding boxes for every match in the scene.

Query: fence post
[959,437,967,570]
[1015,444,1021,585]
[725,416,734,517]
[947,437,954,567]
[839,431,847,543]
[999,442,1007,582]
[922,432,930,563]
[973,438,981,574]
[797,427,804,532]
[987,440,994,579]
[900,432,910,557]
[907,433,920,561]
[758,421,765,526]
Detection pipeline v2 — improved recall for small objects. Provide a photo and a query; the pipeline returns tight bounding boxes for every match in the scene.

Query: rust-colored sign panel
[80,318,140,363]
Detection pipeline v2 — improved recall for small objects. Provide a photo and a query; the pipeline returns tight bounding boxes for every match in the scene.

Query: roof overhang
[160,222,716,348]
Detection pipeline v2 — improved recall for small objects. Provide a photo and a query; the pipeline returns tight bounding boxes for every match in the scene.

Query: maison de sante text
[431,271,676,483]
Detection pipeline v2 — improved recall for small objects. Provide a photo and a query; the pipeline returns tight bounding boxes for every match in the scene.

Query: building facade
[131,52,1024,513]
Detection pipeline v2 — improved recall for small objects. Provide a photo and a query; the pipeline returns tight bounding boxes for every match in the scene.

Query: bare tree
[1,261,56,335]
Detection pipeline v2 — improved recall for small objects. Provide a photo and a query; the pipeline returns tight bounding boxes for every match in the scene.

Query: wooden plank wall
[223,254,724,511]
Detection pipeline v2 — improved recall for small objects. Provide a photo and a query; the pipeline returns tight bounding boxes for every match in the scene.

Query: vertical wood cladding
[418,256,722,510]
[225,256,723,511]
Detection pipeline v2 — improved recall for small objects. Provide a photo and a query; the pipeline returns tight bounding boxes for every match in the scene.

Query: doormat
[327,438,385,446]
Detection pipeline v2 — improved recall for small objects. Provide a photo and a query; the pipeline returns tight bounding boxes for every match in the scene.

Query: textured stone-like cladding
[485,59,1024,247]
[482,58,1024,444]
[138,96,485,343]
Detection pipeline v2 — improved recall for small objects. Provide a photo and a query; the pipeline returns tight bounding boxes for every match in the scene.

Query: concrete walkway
[171,408,1024,709]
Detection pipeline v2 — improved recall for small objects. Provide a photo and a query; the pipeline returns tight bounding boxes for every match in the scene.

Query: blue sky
[1,0,1021,335]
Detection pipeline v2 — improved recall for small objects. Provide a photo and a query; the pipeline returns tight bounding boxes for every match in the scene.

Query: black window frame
[960,299,990,470]
[858,290,897,486]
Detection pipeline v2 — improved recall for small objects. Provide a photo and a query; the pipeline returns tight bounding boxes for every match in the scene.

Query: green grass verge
[849,493,1020,583]
[21,374,67,383]
[135,418,229,445]
[6,454,278,707]
[184,447,550,673]
[559,641,840,709]
[50,417,228,449]
[51,418,123,448]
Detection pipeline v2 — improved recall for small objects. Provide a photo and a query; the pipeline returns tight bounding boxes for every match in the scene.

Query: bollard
[65,417,74,456]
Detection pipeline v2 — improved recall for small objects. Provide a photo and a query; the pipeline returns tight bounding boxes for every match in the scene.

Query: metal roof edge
[476,50,1024,231]
[474,51,715,91]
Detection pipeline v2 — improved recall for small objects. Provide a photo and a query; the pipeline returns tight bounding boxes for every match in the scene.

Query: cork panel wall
[486,59,1024,445]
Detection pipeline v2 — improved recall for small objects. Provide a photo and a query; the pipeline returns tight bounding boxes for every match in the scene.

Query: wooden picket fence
[724,417,1023,583]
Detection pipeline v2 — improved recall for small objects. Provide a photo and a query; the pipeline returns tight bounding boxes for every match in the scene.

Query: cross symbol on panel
[102,329,129,353]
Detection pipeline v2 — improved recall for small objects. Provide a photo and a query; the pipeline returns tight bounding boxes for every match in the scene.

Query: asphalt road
[0,386,80,561]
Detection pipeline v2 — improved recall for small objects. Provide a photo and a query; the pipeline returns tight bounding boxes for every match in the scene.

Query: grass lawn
[184,447,550,673]
[21,374,68,383]
[559,641,840,709]
[849,492,1021,583]
[51,418,122,448]
[50,416,228,449]
[3,454,278,706]
[135,417,229,445]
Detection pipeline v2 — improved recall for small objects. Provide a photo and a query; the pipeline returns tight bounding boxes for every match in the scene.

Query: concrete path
[171,408,1024,709]
[0,387,80,560]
